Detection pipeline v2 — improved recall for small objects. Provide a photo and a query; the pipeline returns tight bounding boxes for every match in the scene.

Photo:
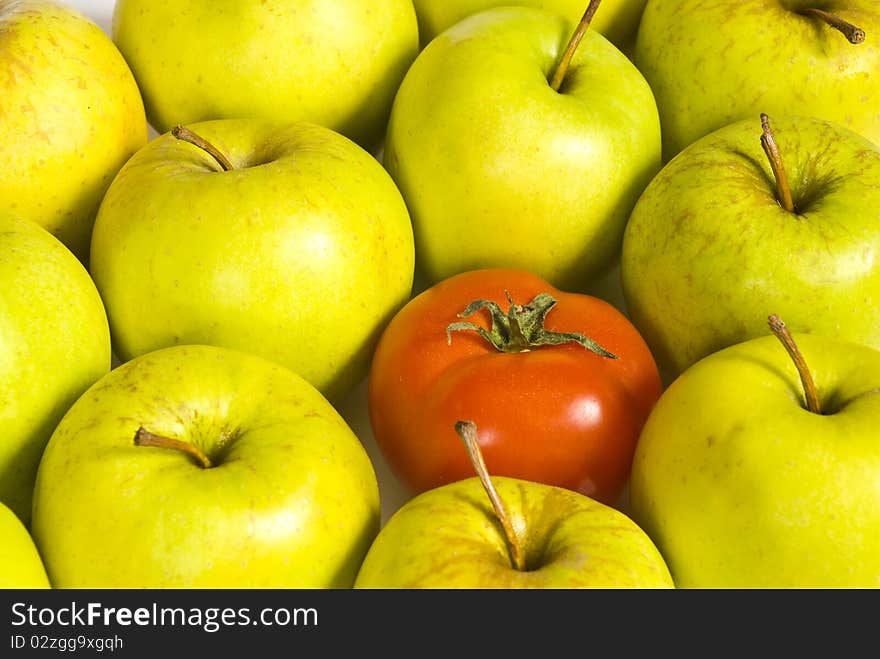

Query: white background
[70,0,112,33]
[66,0,413,524]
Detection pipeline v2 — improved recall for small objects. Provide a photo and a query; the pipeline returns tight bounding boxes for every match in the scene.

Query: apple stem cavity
[446,291,617,358]
[133,427,214,469]
[760,113,796,214]
[801,8,866,45]
[455,420,527,572]
[171,125,235,172]
[767,314,822,414]
[549,0,603,92]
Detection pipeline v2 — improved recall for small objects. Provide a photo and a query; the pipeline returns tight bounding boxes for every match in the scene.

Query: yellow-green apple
[31,344,381,588]
[0,213,111,525]
[89,119,415,404]
[621,114,880,382]
[0,502,49,589]
[112,0,419,151]
[635,0,880,161]
[630,316,880,587]
[412,0,647,53]
[0,0,147,262]
[355,421,673,588]
[384,3,661,293]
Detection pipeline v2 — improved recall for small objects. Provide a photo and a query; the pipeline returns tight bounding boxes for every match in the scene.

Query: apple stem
[802,8,865,44]
[767,315,822,414]
[171,125,235,172]
[759,113,796,214]
[133,427,214,469]
[455,420,527,572]
[549,0,603,92]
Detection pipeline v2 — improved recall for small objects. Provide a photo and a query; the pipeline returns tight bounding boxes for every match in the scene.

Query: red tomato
[367,268,663,506]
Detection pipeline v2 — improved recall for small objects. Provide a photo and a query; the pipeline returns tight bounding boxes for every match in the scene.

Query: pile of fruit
[1,0,878,590]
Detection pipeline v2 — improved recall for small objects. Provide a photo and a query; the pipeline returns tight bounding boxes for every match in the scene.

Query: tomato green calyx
[446,291,618,358]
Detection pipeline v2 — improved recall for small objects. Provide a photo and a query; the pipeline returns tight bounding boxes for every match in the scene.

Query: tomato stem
[455,420,527,572]
[446,291,617,358]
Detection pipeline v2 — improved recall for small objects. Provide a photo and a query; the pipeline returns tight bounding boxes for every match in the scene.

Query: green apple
[89,119,415,404]
[384,4,661,293]
[635,0,880,161]
[112,0,419,151]
[0,0,147,262]
[0,213,111,525]
[621,114,880,382]
[630,318,880,587]
[31,344,381,588]
[0,502,49,589]
[355,421,673,588]
[412,0,647,53]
